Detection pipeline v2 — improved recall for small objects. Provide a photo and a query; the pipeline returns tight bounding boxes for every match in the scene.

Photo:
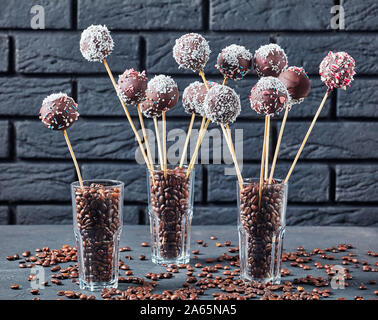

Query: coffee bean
[210,236,217,240]
[141,242,149,247]
[22,251,31,257]
[30,289,39,295]
[139,255,146,261]
[10,284,19,290]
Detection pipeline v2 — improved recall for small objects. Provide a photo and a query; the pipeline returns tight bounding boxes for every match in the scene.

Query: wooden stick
[222,76,228,86]
[284,90,330,183]
[102,58,151,171]
[264,116,270,179]
[269,107,289,183]
[187,116,206,170]
[199,69,210,90]
[162,111,167,178]
[222,124,243,188]
[258,117,269,208]
[153,117,164,171]
[137,104,153,168]
[63,130,83,188]
[187,118,210,177]
[179,112,196,167]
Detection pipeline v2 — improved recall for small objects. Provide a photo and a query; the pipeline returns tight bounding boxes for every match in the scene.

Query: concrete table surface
[0,225,377,300]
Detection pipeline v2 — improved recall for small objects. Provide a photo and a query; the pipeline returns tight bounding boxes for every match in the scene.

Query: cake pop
[144,75,179,114]
[182,81,217,116]
[319,51,355,90]
[173,33,211,72]
[40,93,83,186]
[117,69,148,105]
[253,44,288,77]
[40,93,79,130]
[204,84,241,124]
[216,44,253,80]
[278,66,311,105]
[250,77,289,116]
[141,100,162,118]
[80,25,114,62]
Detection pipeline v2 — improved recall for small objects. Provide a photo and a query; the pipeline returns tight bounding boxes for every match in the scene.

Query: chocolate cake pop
[204,84,241,124]
[141,100,161,118]
[117,69,148,105]
[253,44,288,78]
[173,33,211,72]
[80,25,114,62]
[182,81,216,116]
[216,44,253,80]
[40,93,79,130]
[143,75,179,117]
[250,77,289,116]
[319,51,356,90]
[278,66,311,105]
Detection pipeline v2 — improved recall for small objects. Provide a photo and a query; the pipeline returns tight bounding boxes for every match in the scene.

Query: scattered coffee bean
[10,284,19,290]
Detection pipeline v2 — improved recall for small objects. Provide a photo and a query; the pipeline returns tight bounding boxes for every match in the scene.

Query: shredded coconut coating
[40,93,79,130]
[182,81,216,116]
[249,77,289,116]
[253,43,288,77]
[143,75,179,117]
[319,51,356,90]
[204,84,241,124]
[173,33,211,72]
[80,25,114,62]
[117,69,147,105]
[215,44,253,80]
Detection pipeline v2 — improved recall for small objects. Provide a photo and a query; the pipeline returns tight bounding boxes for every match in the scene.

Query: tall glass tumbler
[72,180,124,291]
[237,178,288,284]
[147,165,195,265]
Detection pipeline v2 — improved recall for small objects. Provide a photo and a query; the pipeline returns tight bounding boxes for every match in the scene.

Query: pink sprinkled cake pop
[319,51,355,90]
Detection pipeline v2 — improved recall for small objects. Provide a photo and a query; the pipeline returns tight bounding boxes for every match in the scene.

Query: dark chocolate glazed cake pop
[204,84,241,124]
[117,69,148,105]
[142,75,179,118]
[182,81,216,116]
[253,44,288,78]
[319,51,355,90]
[40,93,79,130]
[173,33,211,71]
[278,66,311,105]
[80,25,114,62]
[250,77,289,116]
[216,44,253,80]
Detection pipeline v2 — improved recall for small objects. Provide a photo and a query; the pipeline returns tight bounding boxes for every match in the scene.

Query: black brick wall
[0,0,377,226]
